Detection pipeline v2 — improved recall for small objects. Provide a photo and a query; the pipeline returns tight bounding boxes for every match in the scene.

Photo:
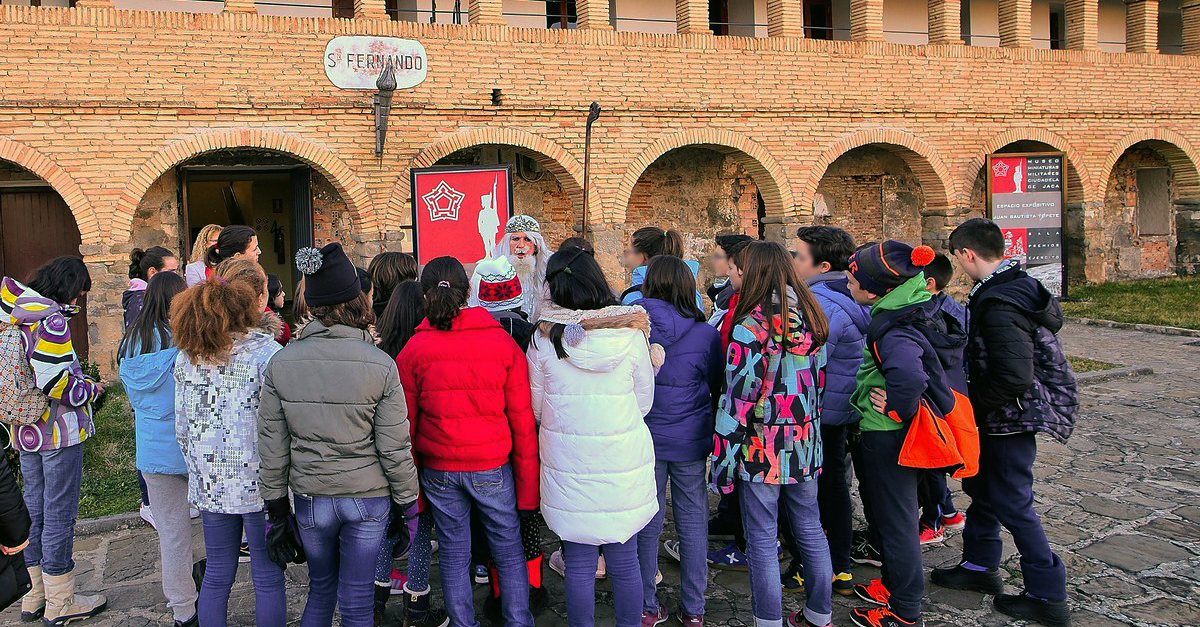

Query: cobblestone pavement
[3,322,1198,627]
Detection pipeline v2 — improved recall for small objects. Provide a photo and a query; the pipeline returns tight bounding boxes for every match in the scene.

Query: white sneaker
[139,504,157,530]
[190,507,200,519]
[663,540,681,562]
[549,549,606,579]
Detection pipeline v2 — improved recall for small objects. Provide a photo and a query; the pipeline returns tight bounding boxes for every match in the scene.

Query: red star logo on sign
[991,161,1010,178]
[421,180,466,222]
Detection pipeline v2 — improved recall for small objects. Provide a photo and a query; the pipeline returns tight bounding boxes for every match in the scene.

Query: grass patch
[78,382,141,519]
[1063,276,1200,330]
[1068,355,1120,373]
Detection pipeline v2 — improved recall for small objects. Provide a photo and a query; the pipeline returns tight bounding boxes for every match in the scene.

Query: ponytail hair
[128,246,175,280]
[631,227,684,260]
[205,225,256,267]
[419,256,469,331]
[171,272,261,365]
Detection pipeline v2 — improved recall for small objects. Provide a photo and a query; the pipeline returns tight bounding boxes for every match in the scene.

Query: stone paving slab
[3,322,1199,626]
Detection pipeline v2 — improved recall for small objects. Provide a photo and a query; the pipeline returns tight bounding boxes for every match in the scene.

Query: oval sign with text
[324,36,428,90]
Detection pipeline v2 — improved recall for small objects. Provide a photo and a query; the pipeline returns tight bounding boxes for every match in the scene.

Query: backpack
[0,322,49,425]
[866,310,979,478]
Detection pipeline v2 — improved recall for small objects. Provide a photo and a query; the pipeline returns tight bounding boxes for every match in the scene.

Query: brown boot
[42,570,107,626]
[20,565,45,622]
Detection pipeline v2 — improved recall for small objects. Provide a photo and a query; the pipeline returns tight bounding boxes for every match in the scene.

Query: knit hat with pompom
[848,241,935,296]
[296,242,362,307]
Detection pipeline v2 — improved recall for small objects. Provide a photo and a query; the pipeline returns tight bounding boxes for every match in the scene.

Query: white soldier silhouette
[1013,163,1024,193]
[477,176,501,258]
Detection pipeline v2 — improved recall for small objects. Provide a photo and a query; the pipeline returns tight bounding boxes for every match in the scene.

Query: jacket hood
[871,273,932,314]
[120,341,179,394]
[1,277,78,325]
[236,328,281,354]
[296,319,375,343]
[257,310,284,338]
[638,298,700,347]
[536,304,653,374]
[416,306,502,333]
[631,259,700,288]
[974,264,1062,332]
[810,274,871,333]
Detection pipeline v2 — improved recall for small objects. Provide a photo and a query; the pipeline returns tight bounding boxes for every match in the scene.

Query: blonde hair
[190,224,223,263]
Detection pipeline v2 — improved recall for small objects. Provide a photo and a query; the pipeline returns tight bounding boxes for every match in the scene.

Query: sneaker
[929,563,1003,594]
[941,511,965,531]
[139,504,157,530]
[918,525,945,545]
[473,564,489,585]
[548,549,606,579]
[189,507,200,519]
[851,532,883,567]
[663,539,681,562]
[389,568,407,595]
[641,606,668,627]
[788,611,830,627]
[680,614,704,627]
[849,606,922,627]
[238,542,251,564]
[782,561,804,593]
[833,571,855,596]
[707,541,748,571]
[853,579,891,606]
[993,593,1070,627]
[655,570,662,585]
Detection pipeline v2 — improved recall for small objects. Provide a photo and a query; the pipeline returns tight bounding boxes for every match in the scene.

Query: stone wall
[5,6,1200,368]
[1102,146,1176,280]
[813,146,925,248]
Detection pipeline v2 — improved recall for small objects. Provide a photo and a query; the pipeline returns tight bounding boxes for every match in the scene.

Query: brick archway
[964,127,1095,206]
[116,129,375,240]
[393,127,596,227]
[802,128,955,215]
[1098,128,1200,198]
[613,129,795,224]
[0,139,99,245]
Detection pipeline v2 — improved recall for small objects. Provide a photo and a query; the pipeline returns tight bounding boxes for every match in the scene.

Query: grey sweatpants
[142,473,199,623]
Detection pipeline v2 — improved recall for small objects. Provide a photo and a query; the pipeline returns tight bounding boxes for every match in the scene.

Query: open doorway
[178,157,314,312]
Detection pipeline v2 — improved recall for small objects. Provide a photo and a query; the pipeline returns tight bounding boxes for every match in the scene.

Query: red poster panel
[410,165,513,265]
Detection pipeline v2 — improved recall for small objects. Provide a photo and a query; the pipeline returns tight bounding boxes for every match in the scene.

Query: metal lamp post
[374,65,397,157]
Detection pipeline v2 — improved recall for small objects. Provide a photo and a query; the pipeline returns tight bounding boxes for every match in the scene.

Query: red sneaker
[849,606,922,627]
[942,511,966,531]
[853,579,891,606]
[918,525,945,545]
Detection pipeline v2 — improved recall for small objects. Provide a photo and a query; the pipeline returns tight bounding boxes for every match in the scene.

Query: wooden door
[0,189,88,359]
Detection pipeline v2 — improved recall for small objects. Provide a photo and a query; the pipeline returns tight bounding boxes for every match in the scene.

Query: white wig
[469,216,549,321]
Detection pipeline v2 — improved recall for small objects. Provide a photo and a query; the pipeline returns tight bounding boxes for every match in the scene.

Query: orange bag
[898,390,979,479]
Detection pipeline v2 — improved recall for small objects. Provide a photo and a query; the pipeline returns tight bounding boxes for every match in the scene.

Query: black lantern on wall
[374,65,397,157]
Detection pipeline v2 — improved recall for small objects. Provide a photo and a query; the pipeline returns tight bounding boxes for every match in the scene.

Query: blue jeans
[21,443,84,576]
[562,538,641,627]
[295,495,390,627]
[420,465,532,627]
[636,459,707,617]
[963,433,1067,601]
[739,479,832,627]
[199,510,286,627]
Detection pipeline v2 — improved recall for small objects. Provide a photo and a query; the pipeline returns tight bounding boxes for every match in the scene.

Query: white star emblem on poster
[422,180,466,222]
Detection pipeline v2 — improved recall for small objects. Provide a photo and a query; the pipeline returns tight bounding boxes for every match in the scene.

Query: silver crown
[505,214,541,234]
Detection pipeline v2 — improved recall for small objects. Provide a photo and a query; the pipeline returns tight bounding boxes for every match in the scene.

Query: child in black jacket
[932,218,1075,627]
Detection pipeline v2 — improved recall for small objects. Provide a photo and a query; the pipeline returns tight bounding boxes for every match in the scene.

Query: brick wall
[3,7,1200,369]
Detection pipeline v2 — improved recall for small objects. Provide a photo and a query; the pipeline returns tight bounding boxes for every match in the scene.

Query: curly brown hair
[171,276,261,365]
[214,259,267,296]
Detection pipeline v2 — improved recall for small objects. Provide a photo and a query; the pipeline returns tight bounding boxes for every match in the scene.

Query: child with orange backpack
[845,241,975,627]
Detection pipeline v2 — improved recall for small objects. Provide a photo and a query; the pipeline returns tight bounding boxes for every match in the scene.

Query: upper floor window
[546,0,576,28]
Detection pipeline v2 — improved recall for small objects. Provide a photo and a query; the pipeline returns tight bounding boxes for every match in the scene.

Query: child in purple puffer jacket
[633,255,723,626]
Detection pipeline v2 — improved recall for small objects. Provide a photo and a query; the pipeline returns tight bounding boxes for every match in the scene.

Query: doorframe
[178,165,313,280]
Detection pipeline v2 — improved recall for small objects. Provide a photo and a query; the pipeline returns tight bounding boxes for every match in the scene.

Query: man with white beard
[471,214,549,322]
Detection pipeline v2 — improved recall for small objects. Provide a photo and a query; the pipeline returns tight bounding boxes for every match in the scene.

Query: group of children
[0,216,1076,627]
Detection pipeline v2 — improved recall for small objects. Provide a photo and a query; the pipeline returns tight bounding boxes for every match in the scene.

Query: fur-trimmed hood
[534,303,664,373]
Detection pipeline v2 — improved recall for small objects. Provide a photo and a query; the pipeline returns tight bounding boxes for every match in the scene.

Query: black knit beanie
[848,241,936,296]
[296,242,361,307]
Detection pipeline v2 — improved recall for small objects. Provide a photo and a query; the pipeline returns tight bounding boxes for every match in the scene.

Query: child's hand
[869,388,888,415]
